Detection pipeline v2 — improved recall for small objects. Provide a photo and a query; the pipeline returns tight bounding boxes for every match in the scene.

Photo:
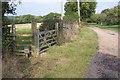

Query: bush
[63,12,79,22]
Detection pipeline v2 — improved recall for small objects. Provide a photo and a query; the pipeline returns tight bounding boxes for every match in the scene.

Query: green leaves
[64,0,97,21]
[41,13,61,30]
[91,5,119,25]
[14,15,43,24]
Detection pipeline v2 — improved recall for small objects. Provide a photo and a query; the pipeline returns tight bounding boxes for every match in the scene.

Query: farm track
[85,27,119,78]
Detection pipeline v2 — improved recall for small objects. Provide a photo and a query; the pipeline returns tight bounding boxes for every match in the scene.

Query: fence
[31,22,59,57]
[2,21,61,57]
[2,25,16,54]
[2,20,80,57]
[12,24,32,57]
[39,30,58,53]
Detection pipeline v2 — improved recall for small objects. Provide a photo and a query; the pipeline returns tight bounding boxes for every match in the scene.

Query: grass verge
[29,27,98,78]
[88,23,119,32]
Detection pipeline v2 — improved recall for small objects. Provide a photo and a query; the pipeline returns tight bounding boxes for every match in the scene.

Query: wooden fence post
[59,20,63,43]
[12,23,16,41]
[55,21,63,45]
[11,23,16,53]
[31,21,39,57]
[55,22,59,44]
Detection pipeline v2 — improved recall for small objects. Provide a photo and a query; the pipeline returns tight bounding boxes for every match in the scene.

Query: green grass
[15,24,32,52]
[15,23,42,53]
[15,23,32,34]
[29,27,98,78]
[88,23,119,32]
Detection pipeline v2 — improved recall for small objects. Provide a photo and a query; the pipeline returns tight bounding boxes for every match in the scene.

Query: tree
[22,14,35,23]
[101,9,110,14]
[1,1,20,55]
[2,2,16,16]
[14,14,36,24]
[35,16,43,23]
[90,14,106,25]
[90,5,119,25]
[2,1,21,25]
[40,13,61,30]
[101,5,119,25]
[64,0,97,21]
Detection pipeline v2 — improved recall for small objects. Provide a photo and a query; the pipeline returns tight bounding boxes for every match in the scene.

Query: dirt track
[85,27,119,78]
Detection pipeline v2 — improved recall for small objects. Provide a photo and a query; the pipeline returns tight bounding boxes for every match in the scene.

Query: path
[85,27,119,78]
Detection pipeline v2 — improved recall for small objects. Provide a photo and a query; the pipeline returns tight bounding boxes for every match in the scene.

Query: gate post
[11,23,16,53]
[55,22,59,44]
[31,21,39,57]
[55,21,63,45]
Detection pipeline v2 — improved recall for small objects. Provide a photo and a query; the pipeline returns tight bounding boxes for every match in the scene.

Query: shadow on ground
[85,52,120,78]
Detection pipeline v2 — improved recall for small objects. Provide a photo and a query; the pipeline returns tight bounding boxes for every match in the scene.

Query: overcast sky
[13,0,119,16]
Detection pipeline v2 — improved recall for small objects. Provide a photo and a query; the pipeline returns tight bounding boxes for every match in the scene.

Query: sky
[13,0,119,16]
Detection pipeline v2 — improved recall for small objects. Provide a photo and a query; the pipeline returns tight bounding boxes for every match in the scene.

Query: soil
[85,27,119,78]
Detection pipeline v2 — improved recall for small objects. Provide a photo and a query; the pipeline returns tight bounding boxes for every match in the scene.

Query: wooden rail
[6,22,60,57]
[15,34,32,37]
[39,30,57,53]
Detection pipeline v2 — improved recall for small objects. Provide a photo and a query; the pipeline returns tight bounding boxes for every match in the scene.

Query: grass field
[28,27,98,78]
[14,23,41,53]
[88,23,119,32]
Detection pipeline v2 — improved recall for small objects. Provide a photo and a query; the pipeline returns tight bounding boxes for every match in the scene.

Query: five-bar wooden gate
[30,22,59,57]
[38,30,58,53]
[10,22,59,57]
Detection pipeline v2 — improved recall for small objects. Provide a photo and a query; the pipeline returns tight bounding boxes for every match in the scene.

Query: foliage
[64,12,79,21]
[2,2,16,16]
[35,16,43,23]
[80,0,97,20]
[64,0,97,21]
[90,14,107,24]
[90,5,119,25]
[2,2,17,25]
[14,14,35,24]
[104,6,119,25]
[40,12,61,31]
[2,1,21,55]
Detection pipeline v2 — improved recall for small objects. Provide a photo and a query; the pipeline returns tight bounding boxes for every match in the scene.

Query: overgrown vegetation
[28,27,98,78]
[40,13,61,31]
[64,0,97,21]
[13,14,42,24]
[90,5,119,25]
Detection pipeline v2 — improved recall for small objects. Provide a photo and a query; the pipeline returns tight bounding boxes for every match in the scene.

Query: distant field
[88,23,119,32]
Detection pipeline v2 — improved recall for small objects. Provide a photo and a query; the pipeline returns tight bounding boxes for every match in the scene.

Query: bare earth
[85,27,119,78]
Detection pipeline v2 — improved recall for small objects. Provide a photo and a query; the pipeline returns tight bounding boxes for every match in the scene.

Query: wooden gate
[10,22,59,57]
[12,24,32,56]
[38,30,58,53]
[31,22,59,57]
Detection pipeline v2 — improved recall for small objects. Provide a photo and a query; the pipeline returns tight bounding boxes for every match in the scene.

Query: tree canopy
[90,5,119,25]
[40,13,61,30]
[2,1,20,25]
[64,0,97,21]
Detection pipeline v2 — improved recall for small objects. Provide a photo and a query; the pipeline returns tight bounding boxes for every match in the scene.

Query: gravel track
[85,27,119,78]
